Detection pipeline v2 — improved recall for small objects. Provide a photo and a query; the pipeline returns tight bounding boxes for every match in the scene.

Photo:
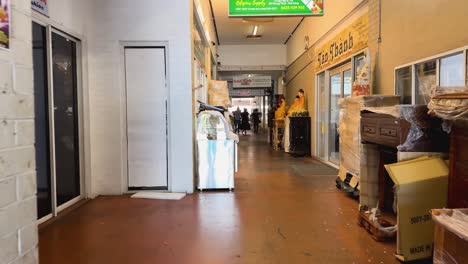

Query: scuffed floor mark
[277,227,286,240]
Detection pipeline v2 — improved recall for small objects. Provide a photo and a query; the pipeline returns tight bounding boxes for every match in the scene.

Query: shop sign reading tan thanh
[315,14,369,71]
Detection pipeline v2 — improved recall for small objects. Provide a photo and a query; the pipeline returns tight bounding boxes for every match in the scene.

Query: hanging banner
[32,0,48,16]
[230,88,266,97]
[229,0,323,17]
[0,0,10,49]
[233,75,271,88]
[315,14,369,72]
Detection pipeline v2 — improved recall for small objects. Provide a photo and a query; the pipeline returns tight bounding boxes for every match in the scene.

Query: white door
[125,47,168,189]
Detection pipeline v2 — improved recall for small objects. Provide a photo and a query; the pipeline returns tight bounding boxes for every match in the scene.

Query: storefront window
[395,47,468,105]
[343,69,352,97]
[415,60,436,105]
[396,66,412,104]
[329,73,341,164]
[466,52,468,86]
[354,54,366,80]
[440,52,464,88]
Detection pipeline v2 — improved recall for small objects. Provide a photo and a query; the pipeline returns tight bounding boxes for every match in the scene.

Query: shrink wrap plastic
[338,96,400,208]
[338,96,400,177]
[338,97,363,177]
[362,104,445,152]
[432,209,468,264]
[208,80,230,107]
[196,111,238,143]
[428,86,468,121]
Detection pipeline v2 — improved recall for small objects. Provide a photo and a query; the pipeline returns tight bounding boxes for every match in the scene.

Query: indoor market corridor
[39,135,399,264]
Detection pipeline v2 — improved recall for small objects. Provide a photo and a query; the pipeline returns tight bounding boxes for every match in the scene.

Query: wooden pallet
[357,208,396,242]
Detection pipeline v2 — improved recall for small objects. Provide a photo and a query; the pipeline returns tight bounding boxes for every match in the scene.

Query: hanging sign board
[0,0,10,49]
[233,75,271,88]
[230,88,266,97]
[32,0,49,16]
[315,14,368,72]
[229,0,323,17]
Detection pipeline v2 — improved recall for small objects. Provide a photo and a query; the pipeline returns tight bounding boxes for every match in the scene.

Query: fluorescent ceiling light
[252,25,259,36]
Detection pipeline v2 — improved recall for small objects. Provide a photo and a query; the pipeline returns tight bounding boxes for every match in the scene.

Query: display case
[196,110,238,190]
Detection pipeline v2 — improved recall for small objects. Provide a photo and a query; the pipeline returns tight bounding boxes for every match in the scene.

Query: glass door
[51,31,81,208]
[33,22,52,220]
[32,22,82,221]
[329,73,341,164]
[328,63,352,165]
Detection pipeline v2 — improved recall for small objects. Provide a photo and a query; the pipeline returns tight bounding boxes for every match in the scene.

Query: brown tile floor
[40,134,402,264]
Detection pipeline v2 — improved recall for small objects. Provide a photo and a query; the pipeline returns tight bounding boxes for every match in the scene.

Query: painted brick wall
[0,0,38,263]
[367,0,380,93]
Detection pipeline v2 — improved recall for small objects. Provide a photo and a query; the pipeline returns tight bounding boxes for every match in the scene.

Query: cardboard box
[432,209,468,264]
[208,80,230,107]
[385,157,449,262]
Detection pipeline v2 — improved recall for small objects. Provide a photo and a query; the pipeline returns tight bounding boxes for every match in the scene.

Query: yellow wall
[286,63,316,149]
[375,0,468,94]
[285,3,368,156]
[287,0,364,64]
[285,0,468,157]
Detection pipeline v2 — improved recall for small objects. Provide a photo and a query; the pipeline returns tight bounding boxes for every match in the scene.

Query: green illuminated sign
[229,0,324,17]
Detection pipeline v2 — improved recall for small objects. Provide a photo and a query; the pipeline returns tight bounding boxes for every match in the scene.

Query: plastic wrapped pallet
[338,96,400,176]
[208,80,230,107]
[432,209,468,264]
[428,86,468,121]
[358,144,380,208]
[362,104,449,152]
[337,95,400,208]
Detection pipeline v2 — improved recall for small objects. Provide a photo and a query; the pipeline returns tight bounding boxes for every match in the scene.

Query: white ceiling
[211,1,303,45]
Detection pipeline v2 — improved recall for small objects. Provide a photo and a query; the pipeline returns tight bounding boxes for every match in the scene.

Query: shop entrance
[316,62,353,166]
[33,22,83,222]
[329,63,352,164]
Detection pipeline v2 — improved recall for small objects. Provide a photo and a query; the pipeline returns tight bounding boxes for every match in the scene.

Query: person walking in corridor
[240,108,250,135]
[251,109,261,134]
[233,107,242,133]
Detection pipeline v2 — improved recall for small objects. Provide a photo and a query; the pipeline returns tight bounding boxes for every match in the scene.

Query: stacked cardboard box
[385,157,449,262]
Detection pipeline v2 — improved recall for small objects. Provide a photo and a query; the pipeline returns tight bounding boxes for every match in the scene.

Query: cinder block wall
[0,1,38,263]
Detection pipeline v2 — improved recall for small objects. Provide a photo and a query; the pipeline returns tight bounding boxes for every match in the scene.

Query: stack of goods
[336,96,400,205]
[208,80,230,108]
[432,209,468,264]
[384,157,449,262]
[428,86,468,121]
